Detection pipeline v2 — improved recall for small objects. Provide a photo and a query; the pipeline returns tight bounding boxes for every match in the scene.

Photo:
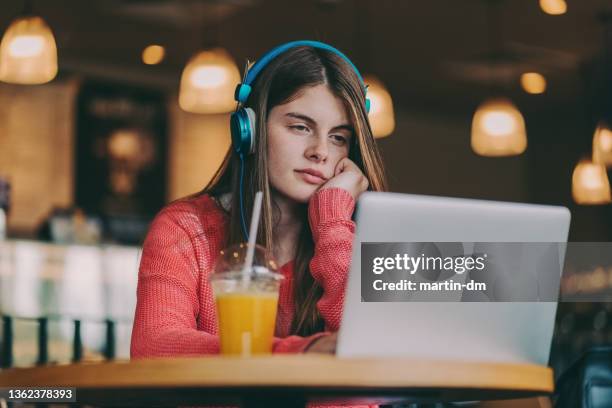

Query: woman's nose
[305,136,328,162]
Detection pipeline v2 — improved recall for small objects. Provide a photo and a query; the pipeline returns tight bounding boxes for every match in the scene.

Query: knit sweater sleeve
[308,187,356,332]
[131,201,327,358]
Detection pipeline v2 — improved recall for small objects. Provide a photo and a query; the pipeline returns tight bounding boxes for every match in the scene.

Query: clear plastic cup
[210,243,283,356]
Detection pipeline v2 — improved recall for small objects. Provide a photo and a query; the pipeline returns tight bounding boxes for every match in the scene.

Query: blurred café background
[0,0,611,377]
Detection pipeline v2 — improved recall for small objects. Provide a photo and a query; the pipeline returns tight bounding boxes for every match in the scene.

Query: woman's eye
[331,135,347,145]
[290,125,310,133]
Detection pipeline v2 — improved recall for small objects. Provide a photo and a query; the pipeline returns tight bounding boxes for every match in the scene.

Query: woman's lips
[295,170,326,185]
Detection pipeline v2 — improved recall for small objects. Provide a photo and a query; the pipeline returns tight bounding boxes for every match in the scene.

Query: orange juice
[215,291,279,355]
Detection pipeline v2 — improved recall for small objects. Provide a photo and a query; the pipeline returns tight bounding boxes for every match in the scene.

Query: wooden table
[0,355,554,407]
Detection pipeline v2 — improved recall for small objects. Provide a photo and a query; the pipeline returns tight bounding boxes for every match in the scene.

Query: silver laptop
[337,192,571,365]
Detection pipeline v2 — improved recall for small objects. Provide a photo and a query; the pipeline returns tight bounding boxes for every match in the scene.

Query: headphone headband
[230,39,371,160]
[234,40,368,105]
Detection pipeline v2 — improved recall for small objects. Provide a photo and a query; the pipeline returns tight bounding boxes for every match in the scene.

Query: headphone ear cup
[244,107,257,154]
[230,107,258,156]
[230,109,251,156]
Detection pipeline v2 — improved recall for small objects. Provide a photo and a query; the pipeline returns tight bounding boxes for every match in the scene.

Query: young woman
[131,42,387,358]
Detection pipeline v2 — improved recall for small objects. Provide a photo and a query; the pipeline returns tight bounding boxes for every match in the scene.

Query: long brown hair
[201,46,387,336]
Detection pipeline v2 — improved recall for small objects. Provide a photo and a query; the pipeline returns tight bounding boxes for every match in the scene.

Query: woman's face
[267,84,353,204]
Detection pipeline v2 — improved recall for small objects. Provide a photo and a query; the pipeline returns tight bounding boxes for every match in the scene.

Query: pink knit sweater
[131,187,377,407]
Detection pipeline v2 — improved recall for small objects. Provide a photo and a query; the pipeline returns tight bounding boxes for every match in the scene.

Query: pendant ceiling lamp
[539,0,567,16]
[572,16,612,205]
[572,160,611,205]
[520,72,547,95]
[591,17,612,169]
[471,98,527,156]
[471,0,527,157]
[350,0,395,139]
[0,4,58,85]
[178,6,240,115]
[364,75,395,138]
[179,48,240,114]
[592,122,612,168]
[142,44,165,66]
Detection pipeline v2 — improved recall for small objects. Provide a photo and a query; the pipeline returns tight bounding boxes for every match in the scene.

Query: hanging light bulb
[363,75,395,138]
[178,48,241,114]
[520,72,547,94]
[142,44,165,65]
[471,97,527,157]
[0,15,58,84]
[572,159,611,205]
[592,122,612,168]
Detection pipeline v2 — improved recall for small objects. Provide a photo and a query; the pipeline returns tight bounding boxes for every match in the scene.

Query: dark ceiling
[1,0,611,114]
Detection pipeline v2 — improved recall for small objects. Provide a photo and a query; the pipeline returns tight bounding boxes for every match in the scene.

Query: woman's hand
[318,158,369,200]
[304,332,338,354]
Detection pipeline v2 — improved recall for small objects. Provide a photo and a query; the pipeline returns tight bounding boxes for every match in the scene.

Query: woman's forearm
[308,187,356,331]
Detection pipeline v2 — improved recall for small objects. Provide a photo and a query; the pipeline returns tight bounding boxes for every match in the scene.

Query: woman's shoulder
[162,193,225,215]
[150,193,228,239]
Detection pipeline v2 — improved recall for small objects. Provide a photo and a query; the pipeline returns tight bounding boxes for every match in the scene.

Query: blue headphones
[229,40,370,240]
[230,40,370,158]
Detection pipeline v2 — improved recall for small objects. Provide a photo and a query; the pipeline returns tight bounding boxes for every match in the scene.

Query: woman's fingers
[335,157,357,175]
[334,157,348,176]
[317,157,368,200]
[305,332,338,354]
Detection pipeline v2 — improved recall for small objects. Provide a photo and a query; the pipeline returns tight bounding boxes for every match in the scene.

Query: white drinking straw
[242,191,263,287]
